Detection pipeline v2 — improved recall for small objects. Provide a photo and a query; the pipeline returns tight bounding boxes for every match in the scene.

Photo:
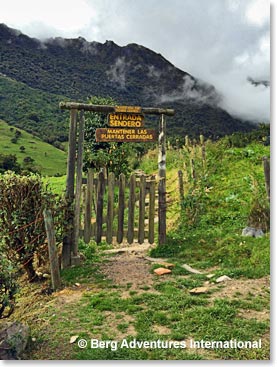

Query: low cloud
[106,57,130,89]
[157,75,222,106]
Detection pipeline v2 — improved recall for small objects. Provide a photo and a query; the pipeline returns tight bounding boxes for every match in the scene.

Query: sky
[0,0,271,122]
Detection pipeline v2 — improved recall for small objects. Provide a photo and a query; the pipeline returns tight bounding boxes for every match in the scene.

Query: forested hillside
[0,23,256,145]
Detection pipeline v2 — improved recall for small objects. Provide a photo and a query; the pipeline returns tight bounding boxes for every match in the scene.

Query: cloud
[106,57,130,89]
[0,0,270,122]
[157,75,222,106]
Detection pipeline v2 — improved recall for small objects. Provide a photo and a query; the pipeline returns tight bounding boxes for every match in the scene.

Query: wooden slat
[62,108,77,268]
[106,172,115,244]
[95,171,105,244]
[148,176,155,244]
[138,175,146,244]
[178,170,184,202]
[158,114,167,245]
[127,173,136,244]
[117,173,125,244]
[43,209,61,290]
[84,169,94,243]
[73,110,85,256]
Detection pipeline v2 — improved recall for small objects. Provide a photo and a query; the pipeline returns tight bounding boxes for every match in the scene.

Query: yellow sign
[108,113,144,128]
[115,105,142,113]
[95,128,157,142]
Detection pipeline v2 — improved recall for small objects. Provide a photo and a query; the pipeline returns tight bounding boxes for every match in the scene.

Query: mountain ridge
[0,23,256,143]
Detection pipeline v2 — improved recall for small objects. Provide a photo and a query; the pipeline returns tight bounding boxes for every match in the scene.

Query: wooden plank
[148,176,155,244]
[62,108,77,268]
[178,170,184,202]
[127,173,136,244]
[138,175,146,244]
[73,110,85,256]
[106,172,115,244]
[117,173,125,244]
[95,128,157,142]
[84,169,94,243]
[60,102,175,116]
[95,171,105,244]
[158,114,167,245]
[108,112,144,127]
[43,209,61,290]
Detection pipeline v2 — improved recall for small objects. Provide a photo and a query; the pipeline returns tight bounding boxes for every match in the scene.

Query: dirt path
[99,244,157,294]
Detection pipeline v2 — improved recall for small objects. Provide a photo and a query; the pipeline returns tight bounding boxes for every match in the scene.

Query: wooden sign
[108,113,144,127]
[95,128,157,142]
[115,105,142,113]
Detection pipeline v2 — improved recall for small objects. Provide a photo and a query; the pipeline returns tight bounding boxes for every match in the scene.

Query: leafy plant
[0,252,18,318]
[0,172,63,281]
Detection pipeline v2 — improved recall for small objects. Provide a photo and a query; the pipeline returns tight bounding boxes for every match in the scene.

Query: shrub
[0,172,62,282]
[0,252,18,318]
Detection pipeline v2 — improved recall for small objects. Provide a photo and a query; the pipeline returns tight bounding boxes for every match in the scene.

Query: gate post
[158,114,166,245]
[72,110,85,264]
[62,108,77,268]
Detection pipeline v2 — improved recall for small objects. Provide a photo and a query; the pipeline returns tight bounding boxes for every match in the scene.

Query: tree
[83,96,131,176]
[0,154,21,173]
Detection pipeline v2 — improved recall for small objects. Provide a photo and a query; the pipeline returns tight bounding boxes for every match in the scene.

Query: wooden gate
[80,169,157,245]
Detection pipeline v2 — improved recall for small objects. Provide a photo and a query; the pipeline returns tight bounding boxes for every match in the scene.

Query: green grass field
[4,137,270,360]
[0,119,67,176]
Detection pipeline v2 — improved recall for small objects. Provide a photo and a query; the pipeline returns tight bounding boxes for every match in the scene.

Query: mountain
[0,23,255,144]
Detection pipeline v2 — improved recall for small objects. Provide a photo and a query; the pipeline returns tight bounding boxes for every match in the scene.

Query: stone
[0,321,29,360]
[216,275,232,283]
[181,264,203,274]
[242,227,256,237]
[154,267,172,276]
[254,229,265,238]
[189,287,209,294]
[206,274,215,279]
[242,227,265,238]
[69,335,79,344]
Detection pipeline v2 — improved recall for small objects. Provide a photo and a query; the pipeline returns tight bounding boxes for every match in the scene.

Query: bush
[0,253,18,318]
[0,172,62,282]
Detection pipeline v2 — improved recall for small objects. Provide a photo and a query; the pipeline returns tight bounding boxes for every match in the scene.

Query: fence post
[72,110,84,263]
[148,175,156,244]
[263,156,270,203]
[62,108,77,268]
[127,173,136,244]
[138,175,146,244]
[117,173,125,244]
[158,114,167,245]
[95,171,105,244]
[200,134,206,171]
[178,170,184,203]
[84,169,93,243]
[106,172,115,244]
[43,209,61,290]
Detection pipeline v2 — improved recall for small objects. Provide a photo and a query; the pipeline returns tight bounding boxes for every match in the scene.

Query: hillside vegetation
[0,23,256,143]
[0,119,67,176]
[0,75,68,147]
[3,135,270,360]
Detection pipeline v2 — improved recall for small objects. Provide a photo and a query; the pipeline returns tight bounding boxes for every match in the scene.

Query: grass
[14,253,269,360]
[2,138,270,361]
[0,119,67,176]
